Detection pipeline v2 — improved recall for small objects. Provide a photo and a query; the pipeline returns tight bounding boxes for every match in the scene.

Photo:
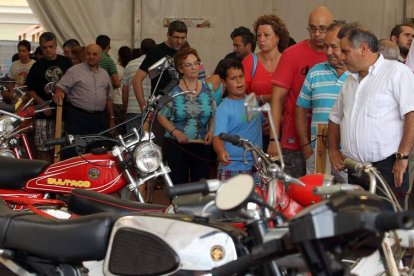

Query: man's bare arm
[132,69,148,112]
[295,105,313,159]
[327,120,344,171]
[267,85,288,156]
[110,73,121,89]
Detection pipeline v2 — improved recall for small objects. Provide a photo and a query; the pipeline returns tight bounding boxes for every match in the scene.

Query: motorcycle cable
[57,135,120,168]
[250,193,286,225]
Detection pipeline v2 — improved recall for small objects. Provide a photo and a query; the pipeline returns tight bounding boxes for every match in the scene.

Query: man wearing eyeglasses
[295,22,349,183]
[133,20,188,112]
[268,6,333,178]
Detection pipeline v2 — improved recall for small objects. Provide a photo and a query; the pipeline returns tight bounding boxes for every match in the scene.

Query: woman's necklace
[183,78,198,93]
[183,79,199,102]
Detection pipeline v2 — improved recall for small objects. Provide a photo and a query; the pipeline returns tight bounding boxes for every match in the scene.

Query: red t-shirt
[271,40,327,150]
[242,54,274,96]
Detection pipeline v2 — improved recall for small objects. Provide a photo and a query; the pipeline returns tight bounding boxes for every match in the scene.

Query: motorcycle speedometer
[133,141,162,173]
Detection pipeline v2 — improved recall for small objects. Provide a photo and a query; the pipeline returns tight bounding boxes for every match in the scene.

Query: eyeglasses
[182,61,201,68]
[307,26,328,34]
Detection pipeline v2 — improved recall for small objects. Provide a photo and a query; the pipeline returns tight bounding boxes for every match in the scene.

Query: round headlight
[0,148,15,158]
[133,141,162,173]
[0,116,16,134]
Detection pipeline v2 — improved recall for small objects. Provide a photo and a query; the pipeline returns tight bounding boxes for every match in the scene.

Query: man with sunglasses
[268,6,333,178]
[133,20,188,112]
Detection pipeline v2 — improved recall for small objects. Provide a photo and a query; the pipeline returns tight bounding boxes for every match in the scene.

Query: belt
[68,103,104,115]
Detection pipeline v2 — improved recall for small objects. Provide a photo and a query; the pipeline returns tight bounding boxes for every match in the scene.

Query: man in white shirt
[328,24,414,207]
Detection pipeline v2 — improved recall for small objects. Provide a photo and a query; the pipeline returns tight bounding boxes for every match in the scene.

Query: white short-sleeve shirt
[330,54,414,162]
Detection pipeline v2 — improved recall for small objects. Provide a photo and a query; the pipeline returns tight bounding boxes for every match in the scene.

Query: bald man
[268,6,333,178]
[378,39,400,60]
[54,43,115,158]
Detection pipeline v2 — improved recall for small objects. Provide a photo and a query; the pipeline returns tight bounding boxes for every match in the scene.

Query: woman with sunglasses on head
[157,47,216,184]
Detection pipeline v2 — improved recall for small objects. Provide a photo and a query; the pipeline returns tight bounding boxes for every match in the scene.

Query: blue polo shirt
[296,61,349,149]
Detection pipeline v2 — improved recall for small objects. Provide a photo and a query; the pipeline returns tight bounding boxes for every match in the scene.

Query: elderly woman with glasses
[157,47,215,184]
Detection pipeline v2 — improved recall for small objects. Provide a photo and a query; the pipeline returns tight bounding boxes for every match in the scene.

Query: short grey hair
[378,39,400,60]
[338,23,378,52]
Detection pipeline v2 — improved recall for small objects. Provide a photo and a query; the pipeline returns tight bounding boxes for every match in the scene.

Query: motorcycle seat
[172,194,241,221]
[68,188,167,216]
[0,199,120,262]
[0,157,49,189]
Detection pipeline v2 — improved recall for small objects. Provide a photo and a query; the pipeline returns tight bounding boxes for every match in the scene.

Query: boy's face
[223,67,245,99]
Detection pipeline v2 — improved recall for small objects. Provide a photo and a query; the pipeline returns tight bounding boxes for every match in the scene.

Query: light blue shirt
[213,96,262,171]
[296,61,349,149]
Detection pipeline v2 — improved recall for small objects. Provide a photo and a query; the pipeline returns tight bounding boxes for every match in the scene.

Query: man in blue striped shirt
[295,22,349,182]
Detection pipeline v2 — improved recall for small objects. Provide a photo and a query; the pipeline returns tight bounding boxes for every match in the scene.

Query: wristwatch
[395,152,409,160]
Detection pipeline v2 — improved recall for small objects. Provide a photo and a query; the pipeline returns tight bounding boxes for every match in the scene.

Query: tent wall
[28,0,404,74]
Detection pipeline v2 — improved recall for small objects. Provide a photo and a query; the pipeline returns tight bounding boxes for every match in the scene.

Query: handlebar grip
[211,254,251,276]
[313,184,362,195]
[344,158,364,172]
[34,101,51,110]
[0,102,15,113]
[375,211,414,231]
[219,133,241,146]
[168,180,210,197]
[43,136,68,147]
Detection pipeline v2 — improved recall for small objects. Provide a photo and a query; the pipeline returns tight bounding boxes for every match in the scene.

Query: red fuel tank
[287,173,334,207]
[25,152,127,194]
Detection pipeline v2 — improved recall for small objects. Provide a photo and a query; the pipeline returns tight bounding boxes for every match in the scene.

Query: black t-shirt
[26,55,72,101]
[140,42,177,95]
[26,55,72,118]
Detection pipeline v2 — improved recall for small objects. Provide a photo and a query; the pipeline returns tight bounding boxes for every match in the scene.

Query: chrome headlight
[133,141,162,173]
[0,148,15,158]
[0,116,16,134]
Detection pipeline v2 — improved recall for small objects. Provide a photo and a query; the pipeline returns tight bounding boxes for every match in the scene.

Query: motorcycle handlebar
[211,254,251,276]
[374,211,414,231]
[313,184,363,195]
[344,158,368,173]
[212,238,290,276]
[219,132,242,146]
[0,102,15,113]
[43,136,70,147]
[168,179,220,197]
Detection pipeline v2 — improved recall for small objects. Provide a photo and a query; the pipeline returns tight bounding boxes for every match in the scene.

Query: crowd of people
[2,5,414,207]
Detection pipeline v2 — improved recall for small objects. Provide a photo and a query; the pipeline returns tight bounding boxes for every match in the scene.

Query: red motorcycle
[0,85,41,159]
[0,95,175,211]
[218,132,332,219]
[217,94,335,219]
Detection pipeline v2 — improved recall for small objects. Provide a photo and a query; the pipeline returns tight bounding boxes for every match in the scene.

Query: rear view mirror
[215,174,255,211]
[244,93,258,122]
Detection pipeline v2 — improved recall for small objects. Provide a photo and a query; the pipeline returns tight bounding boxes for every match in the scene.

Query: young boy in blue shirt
[213,58,264,187]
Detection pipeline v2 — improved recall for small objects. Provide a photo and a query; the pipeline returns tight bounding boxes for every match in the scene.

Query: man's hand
[302,144,313,160]
[53,89,65,104]
[267,141,279,158]
[329,149,345,171]
[392,159,408,187]
[204,131,213,145]
[218,150,231,165]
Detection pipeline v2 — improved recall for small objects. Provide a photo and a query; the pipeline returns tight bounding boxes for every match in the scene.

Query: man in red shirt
[268,6,333,178]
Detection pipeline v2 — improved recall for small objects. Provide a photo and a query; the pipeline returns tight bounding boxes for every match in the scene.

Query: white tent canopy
[27,0,404,74]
